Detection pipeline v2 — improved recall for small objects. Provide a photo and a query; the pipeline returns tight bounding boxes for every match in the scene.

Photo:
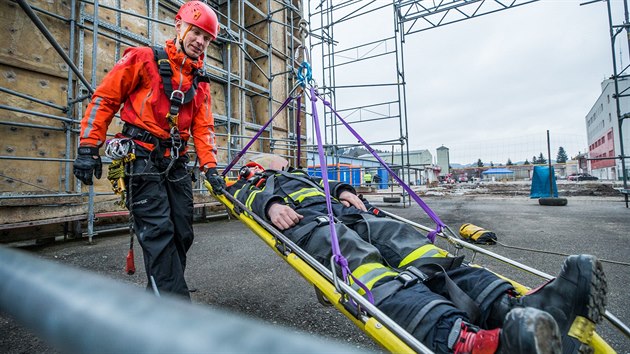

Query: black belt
[122,124,186,150]
[122,124,160,145]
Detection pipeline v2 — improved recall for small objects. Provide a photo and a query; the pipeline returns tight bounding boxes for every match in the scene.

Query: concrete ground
[1,193,629,353]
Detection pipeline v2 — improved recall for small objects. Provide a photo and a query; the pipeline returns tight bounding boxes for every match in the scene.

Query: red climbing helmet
[176,1,219,40]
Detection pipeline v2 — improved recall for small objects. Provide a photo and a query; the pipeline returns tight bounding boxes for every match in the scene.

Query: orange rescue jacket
[79,39,217,169]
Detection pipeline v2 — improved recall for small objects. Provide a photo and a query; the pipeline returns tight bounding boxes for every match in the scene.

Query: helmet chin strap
[177,25,199,60]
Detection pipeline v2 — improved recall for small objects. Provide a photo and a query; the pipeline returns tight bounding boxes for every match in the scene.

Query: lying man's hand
[338,190,367,211]
[268,203,303,230]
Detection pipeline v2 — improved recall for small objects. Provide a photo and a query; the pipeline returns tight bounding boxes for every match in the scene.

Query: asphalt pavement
[1,194,629,353]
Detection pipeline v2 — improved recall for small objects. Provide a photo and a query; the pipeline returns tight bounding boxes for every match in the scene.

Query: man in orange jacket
[73,1,225,299]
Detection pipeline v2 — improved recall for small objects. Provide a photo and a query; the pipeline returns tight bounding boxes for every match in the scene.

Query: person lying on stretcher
[224,156,607,354]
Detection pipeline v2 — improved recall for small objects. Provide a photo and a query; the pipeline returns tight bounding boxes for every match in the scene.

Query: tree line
[474,146,569,167]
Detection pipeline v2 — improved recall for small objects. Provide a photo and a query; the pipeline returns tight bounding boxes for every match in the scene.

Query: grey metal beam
[395,0,539,35]
[0,246,363,354]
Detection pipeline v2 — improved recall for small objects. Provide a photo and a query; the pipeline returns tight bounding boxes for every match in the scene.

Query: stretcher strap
[222,94,296,176]
[315,91,447,243]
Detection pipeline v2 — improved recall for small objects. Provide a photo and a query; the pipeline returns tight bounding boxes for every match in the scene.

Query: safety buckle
[395,266,429,289]
[166,111,179,128]
[157,59,171,76]
[395,271,419,289]
[406,266,429,282]
[314,215,330,225]
[170,90,185,105]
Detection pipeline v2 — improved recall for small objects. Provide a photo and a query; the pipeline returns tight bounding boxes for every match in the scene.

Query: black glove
[73,146,102,185]
[205,167,226,194]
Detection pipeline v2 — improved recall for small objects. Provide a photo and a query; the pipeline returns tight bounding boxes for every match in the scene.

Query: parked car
[568,173,599,181]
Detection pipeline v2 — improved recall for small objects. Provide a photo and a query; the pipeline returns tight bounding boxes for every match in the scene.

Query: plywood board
[0,1,72,80]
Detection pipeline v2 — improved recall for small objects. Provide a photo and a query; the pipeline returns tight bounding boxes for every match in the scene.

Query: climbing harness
[115,46,210,182]
[157,45,209,160]
[153,46,191,168]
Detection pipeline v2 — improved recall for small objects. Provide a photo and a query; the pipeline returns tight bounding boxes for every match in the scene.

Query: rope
[105,139,137,207]
[495,241,630,267]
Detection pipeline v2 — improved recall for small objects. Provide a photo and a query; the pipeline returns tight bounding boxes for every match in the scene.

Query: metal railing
[0,246,363,354]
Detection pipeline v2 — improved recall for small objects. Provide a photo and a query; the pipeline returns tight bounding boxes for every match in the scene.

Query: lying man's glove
[205,167,226,194]
[73,146,102,185]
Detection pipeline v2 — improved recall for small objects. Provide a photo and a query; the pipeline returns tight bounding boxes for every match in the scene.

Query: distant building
[436,146,450,176]
[357,149,440,185]
[585,78,630,180]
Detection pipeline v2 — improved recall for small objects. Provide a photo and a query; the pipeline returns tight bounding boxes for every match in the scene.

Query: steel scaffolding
[305,0,539,204]
[0,0,304,242]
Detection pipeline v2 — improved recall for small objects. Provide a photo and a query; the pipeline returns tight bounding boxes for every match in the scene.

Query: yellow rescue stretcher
[204,181,618,354]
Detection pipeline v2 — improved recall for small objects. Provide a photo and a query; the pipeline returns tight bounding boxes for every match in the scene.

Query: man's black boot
[489,255,607,353]
[449,307,561,354]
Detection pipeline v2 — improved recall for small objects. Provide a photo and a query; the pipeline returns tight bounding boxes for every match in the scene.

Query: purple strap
[309,88,348,278]
[315,91,447,241]
[296,95,302,167]
[222,95,296,176]
[310,88,374,304]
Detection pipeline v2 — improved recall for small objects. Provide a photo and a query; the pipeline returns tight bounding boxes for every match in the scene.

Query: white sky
[307,0,626,165]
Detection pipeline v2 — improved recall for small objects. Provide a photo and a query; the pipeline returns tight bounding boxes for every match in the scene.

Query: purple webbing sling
[296,95,302,167]
[222,95,295,176]
[316,91,446,242]
[309,88,375,303]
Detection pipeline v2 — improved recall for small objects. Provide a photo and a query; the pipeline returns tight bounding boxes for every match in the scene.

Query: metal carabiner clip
[169,126,182,157]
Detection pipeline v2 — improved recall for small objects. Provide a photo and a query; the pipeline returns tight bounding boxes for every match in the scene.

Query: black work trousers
[283,201,512,353]
[126,148,194,299]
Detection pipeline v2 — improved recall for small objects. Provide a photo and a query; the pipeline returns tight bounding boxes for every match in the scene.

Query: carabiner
[296,61,312,87]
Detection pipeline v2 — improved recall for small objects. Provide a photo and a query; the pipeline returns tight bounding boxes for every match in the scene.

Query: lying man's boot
[490,254,607,353]
[449,307,561,354]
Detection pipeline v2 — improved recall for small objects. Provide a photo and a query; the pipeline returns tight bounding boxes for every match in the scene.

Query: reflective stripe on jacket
[79,39,217,168]
[350,262,398,294]
[229,169,354,223]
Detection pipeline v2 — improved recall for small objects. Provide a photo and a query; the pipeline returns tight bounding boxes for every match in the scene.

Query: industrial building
[585,77,630,180]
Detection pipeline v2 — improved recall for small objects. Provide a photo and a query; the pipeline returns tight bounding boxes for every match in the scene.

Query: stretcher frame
[205,181,622,354]
[206,182,428,353]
